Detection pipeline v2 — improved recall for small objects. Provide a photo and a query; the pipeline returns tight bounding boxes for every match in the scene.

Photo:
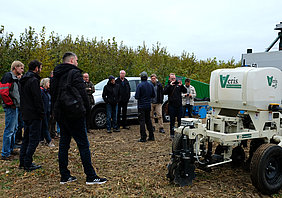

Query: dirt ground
[0,112,281,198]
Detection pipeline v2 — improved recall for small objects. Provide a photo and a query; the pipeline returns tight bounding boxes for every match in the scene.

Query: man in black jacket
[115,70,131,130]
[102,75,120,133]
[163,73,187,139]
[150,74,165,133]
[50,52,107,185]
[19,60,44,171]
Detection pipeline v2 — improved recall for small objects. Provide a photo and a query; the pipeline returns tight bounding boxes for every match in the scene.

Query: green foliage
[0,25,240,84]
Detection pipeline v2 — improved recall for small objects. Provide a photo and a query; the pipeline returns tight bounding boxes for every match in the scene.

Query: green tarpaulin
[165,75,210,99]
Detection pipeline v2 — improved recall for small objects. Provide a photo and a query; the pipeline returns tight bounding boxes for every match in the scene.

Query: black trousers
[20,119,41,167]
[169,105,182,136]
[58,117,97,180]
[138,108,154,140]
[118,101,128,128]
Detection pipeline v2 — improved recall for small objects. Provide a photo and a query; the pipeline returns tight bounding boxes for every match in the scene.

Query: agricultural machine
[167,23,282,195]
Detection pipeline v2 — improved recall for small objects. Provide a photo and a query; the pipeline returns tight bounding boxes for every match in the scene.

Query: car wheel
[91,107,107,129]
[162,102,170,122]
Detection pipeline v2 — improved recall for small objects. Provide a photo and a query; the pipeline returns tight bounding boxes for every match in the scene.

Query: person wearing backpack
[0,61,24,160]
[19,60,44,171]
[50,52,107,185]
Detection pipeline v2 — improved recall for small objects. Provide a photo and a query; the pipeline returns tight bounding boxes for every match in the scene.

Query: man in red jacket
[0,61,24,160]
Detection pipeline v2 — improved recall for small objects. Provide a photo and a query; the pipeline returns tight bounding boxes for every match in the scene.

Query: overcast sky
[1,0,282,62]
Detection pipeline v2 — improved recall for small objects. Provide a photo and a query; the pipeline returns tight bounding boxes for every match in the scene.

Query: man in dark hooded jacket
[102,75,120,133]
[19,60,44,171]
[50,52,107,185]
[135,72,155,142]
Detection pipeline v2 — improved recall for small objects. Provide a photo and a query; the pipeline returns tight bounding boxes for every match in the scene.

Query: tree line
[0,26,240,84]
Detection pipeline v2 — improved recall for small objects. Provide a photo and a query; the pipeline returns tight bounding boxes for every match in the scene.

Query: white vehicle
[90,77,169,128]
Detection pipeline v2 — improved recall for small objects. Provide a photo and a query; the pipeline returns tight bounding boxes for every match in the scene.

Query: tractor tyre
[250,143,282,195]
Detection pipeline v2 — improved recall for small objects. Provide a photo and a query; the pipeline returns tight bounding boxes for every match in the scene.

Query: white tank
[209,67,282,111]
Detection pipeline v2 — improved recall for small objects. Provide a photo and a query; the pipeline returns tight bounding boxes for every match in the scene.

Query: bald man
[83,73,95,132]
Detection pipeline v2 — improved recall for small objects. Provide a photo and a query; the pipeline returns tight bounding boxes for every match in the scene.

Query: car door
[127,79,140,115]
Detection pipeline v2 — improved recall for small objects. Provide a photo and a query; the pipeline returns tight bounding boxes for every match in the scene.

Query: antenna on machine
[265,22,282,52]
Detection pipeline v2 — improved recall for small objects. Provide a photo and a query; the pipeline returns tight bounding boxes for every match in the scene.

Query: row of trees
[0,26,240,84]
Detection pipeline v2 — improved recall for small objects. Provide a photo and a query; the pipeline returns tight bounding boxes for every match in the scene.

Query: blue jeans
[168,105,183,136]
[19,119,41,167]
[1,107,18,157]
[41,112,51,143]
[106,104,118,130]
[58,117,97,180]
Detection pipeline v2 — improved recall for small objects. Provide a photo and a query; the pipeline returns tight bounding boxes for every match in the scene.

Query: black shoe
[60,176,77,184]
[152,126,155,132]
[138,139,147,143]
[86,176,107,185]
[107,130,112,133]
[24,164,42,171]
[113,128,120,132]
[159,128,165,133]
[123,126,130,130]
[19,163,35,170]
[147,137,155,141]
[1,155,13,161]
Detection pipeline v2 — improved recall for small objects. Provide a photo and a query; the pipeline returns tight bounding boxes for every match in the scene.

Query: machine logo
[267,76,278,89]
[220,75,241,89]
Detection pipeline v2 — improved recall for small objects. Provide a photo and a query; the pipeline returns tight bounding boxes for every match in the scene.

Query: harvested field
[0,112,281,197]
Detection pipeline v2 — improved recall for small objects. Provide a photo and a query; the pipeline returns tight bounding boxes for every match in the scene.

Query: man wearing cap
[102,75,120,133]
[135,72,155,142]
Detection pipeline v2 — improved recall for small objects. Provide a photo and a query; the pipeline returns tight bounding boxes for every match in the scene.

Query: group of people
[0,52,107,185]
[103,70,196,142]
[0,51,196,184]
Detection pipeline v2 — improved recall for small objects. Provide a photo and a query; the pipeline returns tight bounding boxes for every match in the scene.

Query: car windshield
[95,79,108,90]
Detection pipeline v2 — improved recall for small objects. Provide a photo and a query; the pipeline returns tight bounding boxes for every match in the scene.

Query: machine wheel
[231,146,245,167]
[172,133,183,152]
[91,107,107,129]
[167,159,179,182]
[167,159,195,186]
[250,144,282,195]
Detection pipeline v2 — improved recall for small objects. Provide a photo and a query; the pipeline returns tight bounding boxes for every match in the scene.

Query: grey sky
[1,0,282,62]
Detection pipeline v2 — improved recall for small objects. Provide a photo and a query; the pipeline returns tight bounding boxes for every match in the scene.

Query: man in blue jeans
[19,60,44,171]
[0,61,24,160]
[51,52,107,184]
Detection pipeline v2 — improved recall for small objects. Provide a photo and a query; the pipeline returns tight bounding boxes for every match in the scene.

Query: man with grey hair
[83,72,95,133]
[115,70,131,130]
[0,61,24,160]
[51,52,107,184]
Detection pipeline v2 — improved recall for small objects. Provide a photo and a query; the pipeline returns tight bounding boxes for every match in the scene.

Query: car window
[95,79,108,90]
[129,80,137,92]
